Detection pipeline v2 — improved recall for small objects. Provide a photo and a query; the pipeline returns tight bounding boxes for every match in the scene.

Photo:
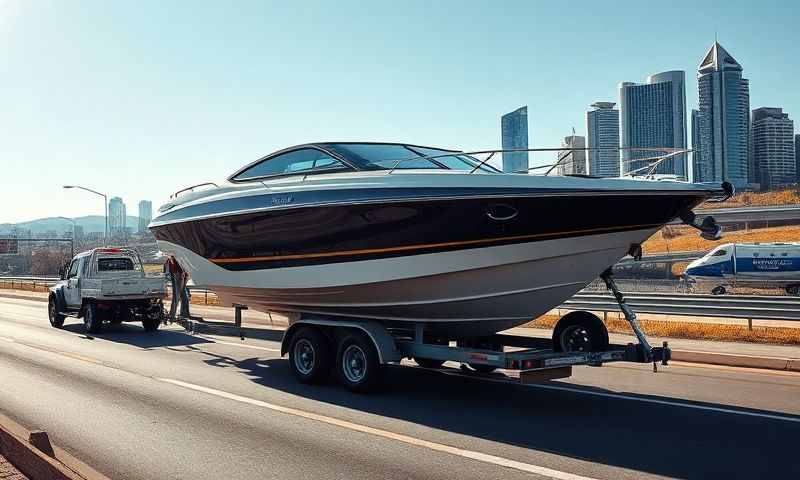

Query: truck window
[97,258,135,271]
[712,249,727,256]
[67,260,80,278]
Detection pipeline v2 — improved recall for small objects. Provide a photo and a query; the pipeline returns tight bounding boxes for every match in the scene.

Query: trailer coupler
[600,268,654,364]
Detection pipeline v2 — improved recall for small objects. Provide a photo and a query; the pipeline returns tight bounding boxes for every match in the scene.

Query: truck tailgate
[101,278,165,297]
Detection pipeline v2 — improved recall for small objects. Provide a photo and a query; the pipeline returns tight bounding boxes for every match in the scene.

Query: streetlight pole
[63,185,108,246]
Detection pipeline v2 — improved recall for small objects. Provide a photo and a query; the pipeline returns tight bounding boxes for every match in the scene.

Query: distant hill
[0,215,141,235]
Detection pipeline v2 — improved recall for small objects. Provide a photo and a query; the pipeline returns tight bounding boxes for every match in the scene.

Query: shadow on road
[61,322,212,348]
[195,349,799,480]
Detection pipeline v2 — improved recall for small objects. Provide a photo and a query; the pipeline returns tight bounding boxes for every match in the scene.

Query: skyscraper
[108,197,126,234]
[751,108,795,190]
[138,200,152,233]
[696,42,750,189]
[796,134,800,183]
[619,71,688,179]
[586,102,620,177]
[555,135,586,175]
[691,109,702,182]
[501,106,529,173]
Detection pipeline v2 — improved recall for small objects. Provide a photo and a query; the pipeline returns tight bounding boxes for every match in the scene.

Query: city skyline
[2,2,799,222]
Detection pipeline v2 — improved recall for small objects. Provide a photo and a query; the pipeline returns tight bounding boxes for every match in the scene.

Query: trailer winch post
[600,268,653,363]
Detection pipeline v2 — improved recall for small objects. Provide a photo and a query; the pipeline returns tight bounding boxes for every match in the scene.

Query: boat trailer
[273,268,670,392]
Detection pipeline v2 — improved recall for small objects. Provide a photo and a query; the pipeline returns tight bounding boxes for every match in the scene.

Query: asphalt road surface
[0,296,798,480]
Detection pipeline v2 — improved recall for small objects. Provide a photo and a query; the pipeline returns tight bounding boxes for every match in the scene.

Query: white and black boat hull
[158,227,658,336]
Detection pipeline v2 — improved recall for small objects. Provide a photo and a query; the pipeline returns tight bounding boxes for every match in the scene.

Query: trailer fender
[281,318,402,364]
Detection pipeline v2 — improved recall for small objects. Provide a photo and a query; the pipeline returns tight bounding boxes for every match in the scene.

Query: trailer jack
[600,268,670,370]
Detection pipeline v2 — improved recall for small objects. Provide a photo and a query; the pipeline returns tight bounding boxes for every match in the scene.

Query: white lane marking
[157,377,599,480]
[437,370,800,424]
[199,337,280,352]
[0,335,15,342]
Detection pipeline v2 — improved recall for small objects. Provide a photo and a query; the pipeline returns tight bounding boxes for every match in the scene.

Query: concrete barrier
[0,413,108,480]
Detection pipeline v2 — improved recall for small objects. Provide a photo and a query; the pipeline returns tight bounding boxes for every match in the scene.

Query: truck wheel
[336,332,381,393]
[84,303,102,334]
[786,285,800,296]
[711,286,726,295]
[552,311,608,353]
[414,358,445,369]
[48,296,65,328]
[288,327,332,384]
[142,317,160,332]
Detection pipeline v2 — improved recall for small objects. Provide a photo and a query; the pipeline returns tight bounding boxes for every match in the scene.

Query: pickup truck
[48,248,167,333]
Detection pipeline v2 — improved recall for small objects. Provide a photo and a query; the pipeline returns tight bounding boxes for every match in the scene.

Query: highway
[0,296,799,479]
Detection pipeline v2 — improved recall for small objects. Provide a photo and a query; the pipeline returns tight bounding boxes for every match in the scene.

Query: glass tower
[586,102,620,177]
[501,106,529,173]
[751,107,795,190]
[619,71,688,179]
[697,42,750,189]
[691,109,702,182]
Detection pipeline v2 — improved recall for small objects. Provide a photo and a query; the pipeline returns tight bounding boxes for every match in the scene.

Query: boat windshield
[324,143,498,172]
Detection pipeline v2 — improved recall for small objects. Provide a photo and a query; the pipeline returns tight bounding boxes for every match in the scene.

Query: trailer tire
[336,333,381,393]
[84,303,102,334]
[414,358,445,369]
[48,295,65,328]
[289,327,332,384]
[552,311,608,353]
[711,286,726,295]
[786,285,800,296]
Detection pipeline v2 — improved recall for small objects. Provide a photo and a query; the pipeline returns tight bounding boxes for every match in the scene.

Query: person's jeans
[168,274,179,321]
[179,285,191,317]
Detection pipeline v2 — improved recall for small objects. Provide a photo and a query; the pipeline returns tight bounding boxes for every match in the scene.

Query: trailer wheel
[336,333,381,393]
[786,285,800,296]
[289,327,332,384]
[552,311,608,353]
[48,295,65,328]
[84,303,102,334]
[711,286,726,295]
[414,358,445,369]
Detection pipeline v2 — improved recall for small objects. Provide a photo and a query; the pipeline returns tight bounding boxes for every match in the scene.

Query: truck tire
[142,317,161,332]
[786,285,800,296]
[48,295,65,328]
[84,303,102,334]
[336,332,381,393]
[711,286,726,295]
[288,327,332,384]
[552,311,609,353]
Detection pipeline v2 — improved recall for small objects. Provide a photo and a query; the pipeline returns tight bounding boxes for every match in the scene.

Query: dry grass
[526,314,800,345]
[642,224,800,254]
[699,189,800,210]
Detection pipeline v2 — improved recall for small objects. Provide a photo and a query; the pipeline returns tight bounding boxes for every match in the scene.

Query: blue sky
[1,0,797,223]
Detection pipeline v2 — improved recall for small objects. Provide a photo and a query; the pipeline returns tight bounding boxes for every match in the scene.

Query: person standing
[165,256,191,321]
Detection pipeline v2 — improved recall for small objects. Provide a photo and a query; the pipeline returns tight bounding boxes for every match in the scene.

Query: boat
[150,142,730,337]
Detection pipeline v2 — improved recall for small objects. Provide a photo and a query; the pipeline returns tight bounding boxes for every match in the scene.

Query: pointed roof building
[699,42,743,73]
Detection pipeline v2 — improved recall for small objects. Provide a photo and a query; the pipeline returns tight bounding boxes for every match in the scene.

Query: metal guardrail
[564,292,800,322]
